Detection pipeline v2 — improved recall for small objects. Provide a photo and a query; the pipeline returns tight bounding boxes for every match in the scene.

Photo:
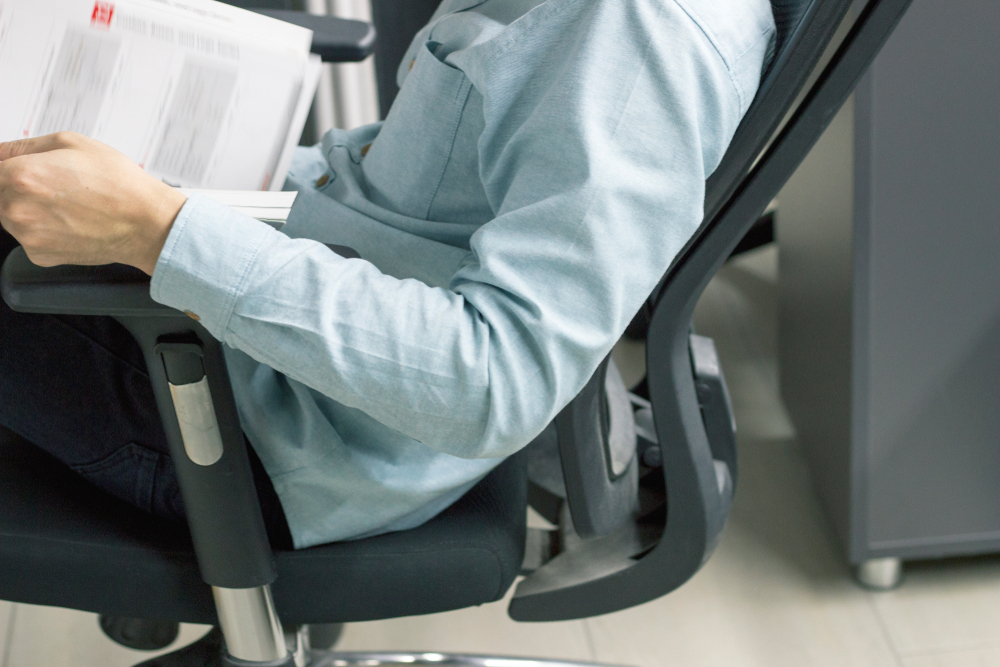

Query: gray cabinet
[777,0,1000,585]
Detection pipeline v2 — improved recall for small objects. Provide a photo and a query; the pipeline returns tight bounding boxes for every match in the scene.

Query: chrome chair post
[213,585,288,663]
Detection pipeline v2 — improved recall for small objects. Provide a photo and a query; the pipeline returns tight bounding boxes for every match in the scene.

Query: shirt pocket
[362,40,474,220]
[395,0,491,87]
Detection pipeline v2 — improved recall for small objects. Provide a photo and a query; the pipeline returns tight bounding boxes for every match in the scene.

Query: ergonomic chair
[0,1,914,665]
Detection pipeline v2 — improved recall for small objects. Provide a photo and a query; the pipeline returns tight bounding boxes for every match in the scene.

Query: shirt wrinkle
[476,0,580,67]
[670,0,757,110]
[217,226,269,336]
[230,327,487,394]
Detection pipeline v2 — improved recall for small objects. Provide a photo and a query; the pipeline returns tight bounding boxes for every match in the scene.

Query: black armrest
[252,10,376,63]
[0,247,275,590]
[1,244,359,317]
[0,247,173,317]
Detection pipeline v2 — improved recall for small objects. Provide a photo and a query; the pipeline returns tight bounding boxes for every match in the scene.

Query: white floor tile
[0,601,14,666]
[527,506,556,530]
[586,436,900,667]
[870,555,1000,656]
[902,645,1000,667]
[336,586,593,662]
[3,604,210,667]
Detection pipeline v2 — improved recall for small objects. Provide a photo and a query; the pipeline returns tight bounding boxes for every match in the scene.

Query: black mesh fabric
[772,0,814,53]
[0,429,527,624]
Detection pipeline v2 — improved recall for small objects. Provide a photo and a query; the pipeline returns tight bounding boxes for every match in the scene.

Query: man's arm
[0,132,185,275]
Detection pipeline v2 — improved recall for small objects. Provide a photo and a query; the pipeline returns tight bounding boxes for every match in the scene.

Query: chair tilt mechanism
[0,2,914,666]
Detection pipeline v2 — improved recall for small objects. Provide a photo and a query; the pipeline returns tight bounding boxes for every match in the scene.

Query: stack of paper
[0,0,321,191]
[180,189,298,228]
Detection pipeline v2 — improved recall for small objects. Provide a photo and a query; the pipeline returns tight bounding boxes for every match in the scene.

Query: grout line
[581,619,598,663]
[1,604,18,667]
[865,595,906,667]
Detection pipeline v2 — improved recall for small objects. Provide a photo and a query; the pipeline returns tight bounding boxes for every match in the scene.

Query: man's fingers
[0,133,70,161]
[0,132,82,161]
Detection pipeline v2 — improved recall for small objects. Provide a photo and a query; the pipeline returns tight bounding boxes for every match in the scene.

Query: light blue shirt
[150,0,775,548]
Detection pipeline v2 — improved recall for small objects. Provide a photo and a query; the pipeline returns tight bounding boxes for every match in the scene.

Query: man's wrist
[135,184,187,275]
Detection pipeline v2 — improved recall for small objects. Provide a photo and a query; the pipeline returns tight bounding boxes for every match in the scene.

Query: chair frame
[509,0,915,622]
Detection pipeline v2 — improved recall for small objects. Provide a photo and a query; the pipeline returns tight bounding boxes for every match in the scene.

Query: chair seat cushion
[0,430,527,624]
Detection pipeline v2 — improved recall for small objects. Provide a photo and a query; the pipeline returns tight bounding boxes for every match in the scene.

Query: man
[0,0,775,549]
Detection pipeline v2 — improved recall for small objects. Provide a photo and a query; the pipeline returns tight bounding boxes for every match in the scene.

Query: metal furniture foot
[855,557,903,590]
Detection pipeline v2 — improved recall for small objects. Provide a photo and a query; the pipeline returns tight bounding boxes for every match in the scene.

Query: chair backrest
[512,0,914,621]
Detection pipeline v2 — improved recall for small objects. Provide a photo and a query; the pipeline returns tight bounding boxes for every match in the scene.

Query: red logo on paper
[91,2,114,27]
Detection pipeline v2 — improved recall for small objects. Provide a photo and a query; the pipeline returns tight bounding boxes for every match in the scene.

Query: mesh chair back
[512,0,919,622]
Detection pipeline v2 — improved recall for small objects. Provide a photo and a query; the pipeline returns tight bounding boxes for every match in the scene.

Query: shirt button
[184,310,201,322]
[316,174,330,187]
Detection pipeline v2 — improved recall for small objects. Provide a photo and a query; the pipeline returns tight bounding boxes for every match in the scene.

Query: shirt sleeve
[150,0,770,460]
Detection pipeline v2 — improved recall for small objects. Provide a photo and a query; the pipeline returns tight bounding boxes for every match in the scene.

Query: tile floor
[2,247,999,667]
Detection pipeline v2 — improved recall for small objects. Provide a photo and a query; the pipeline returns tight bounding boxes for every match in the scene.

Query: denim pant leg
[0,232,292,548]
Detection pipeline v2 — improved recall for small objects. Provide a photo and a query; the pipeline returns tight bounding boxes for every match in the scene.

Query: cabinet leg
[855,557,903,590]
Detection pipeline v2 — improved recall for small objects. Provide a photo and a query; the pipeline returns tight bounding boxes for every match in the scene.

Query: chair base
[305,653,628,667]
[130,627,629,667]
[132,628,224,666]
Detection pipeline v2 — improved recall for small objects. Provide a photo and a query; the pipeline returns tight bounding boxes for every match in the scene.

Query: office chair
[0,1,913,665]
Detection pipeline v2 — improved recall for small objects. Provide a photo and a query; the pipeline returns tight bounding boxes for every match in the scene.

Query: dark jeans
[0,231,293,549]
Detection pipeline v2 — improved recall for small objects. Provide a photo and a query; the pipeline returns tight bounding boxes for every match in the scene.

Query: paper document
[180,188,297,228]
[0,0,320,191]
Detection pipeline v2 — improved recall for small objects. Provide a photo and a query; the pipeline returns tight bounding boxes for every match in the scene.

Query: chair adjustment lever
[156,341,224,467]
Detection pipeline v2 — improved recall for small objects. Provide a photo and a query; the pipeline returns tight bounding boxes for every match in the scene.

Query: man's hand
[0,132,187,275]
